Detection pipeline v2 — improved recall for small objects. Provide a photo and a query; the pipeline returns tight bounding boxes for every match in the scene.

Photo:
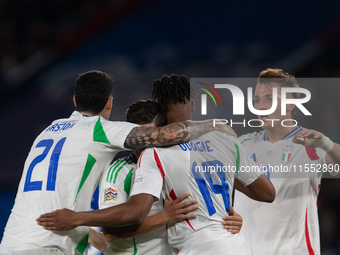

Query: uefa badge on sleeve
[104,188,118,203]
[134,176,144,183]
[282,145,294,163]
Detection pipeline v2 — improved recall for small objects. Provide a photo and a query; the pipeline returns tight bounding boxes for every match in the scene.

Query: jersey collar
[263,126,303,141]
[129,153,138,164]
[70,111,91,118]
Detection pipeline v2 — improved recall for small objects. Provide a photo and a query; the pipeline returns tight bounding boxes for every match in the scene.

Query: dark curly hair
[151,74,195,112]
[125,100,167,127]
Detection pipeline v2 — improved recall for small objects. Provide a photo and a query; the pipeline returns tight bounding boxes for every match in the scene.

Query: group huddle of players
[1,69,339,255]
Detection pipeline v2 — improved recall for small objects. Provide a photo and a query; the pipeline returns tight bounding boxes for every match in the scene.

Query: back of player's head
[151,74,195,112]
[125,100,167,127]
[74,70,114,114]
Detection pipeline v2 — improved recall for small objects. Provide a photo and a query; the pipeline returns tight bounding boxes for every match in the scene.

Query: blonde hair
[258,68,300,96]
[257,68,300,115]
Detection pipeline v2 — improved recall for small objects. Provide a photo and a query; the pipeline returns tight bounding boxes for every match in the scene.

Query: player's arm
[37,193,155,231]
[124,120,237,149]
[37,192,198,232]
[325,144,340,174]
[292,129,340,175]
[103,194,198,242]
[233,139,275,202]
[234,175,275,202]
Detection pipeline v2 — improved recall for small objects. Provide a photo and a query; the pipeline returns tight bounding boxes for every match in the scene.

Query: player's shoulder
[45,112,96,133]
[111,156,136,171]
[72,114,137,130]
[144,145,184,164]
[199,130,236,141]
[103,156,136,184]
[214,131,241,145]
[151,143,182,154]
[98,116,138,129]
[238,130,265,145]
[199,130,245,146]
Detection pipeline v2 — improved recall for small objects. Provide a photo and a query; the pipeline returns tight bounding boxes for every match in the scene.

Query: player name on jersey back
[45,122,76,132]
[178,140,213,153]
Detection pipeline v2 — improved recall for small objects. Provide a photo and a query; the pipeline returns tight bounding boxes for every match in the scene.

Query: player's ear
[106,97,113,111]
[191,99,195,114]
[73,95,77,107]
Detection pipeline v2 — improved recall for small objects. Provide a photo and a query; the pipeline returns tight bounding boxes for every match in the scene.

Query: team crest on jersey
[282,145,294,163]
[104,188,118,202]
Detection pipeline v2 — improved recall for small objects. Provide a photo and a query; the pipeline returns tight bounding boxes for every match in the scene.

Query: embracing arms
[36,193,198,231]
[124,120,237,149]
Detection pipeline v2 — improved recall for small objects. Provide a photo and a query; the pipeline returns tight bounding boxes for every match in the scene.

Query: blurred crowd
[0,0,112,76]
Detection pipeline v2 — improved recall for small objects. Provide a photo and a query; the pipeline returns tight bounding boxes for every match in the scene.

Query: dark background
[1,1,340,254]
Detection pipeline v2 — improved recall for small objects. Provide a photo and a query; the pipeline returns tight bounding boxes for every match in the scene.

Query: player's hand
[222,206,243,234]
[214,120,238,137]
[162,192,199,224]
[89,228,109,253]
[292,129,323,148]
[292,129,334,152]
[36,209,79,231]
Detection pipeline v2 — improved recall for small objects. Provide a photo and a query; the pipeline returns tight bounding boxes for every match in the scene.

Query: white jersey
[0,111,137,255]
[98,154,173,255]
[131,131,261,255]
[234,126,326,255]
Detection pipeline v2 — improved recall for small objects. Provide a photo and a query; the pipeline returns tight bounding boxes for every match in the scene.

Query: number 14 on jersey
[192,160,230,216]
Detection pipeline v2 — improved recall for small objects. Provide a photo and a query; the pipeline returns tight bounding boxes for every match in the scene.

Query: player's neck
[78,111,96,117]
[264,124,297,143]
[166,103,191,124]
[78,110,109,120]
[132,150,142,159]
[166,111,189,124]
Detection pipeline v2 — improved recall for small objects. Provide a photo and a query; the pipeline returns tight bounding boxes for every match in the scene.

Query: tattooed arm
[124,119,236,149]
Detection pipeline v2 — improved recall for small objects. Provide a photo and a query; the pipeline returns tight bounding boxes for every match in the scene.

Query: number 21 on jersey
[192,160,230,216]
[24,137,66,192]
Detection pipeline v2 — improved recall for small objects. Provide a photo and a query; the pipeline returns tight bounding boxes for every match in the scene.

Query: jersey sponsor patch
[134,176,143,183]
[266,150,274,155]
[282,145,294,163]
[104,188,118,202]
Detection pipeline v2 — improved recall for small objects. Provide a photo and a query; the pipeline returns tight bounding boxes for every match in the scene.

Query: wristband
[306,134,334,152]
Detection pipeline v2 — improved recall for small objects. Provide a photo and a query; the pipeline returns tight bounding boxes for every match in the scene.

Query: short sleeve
[95,117,139,149]
[98,160,132,209]
[233,139,262,186]
[130,148,163,201]
[238,131,261,145]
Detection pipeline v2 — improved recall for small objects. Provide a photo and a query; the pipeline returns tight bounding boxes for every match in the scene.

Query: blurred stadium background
[0,0,340,254]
